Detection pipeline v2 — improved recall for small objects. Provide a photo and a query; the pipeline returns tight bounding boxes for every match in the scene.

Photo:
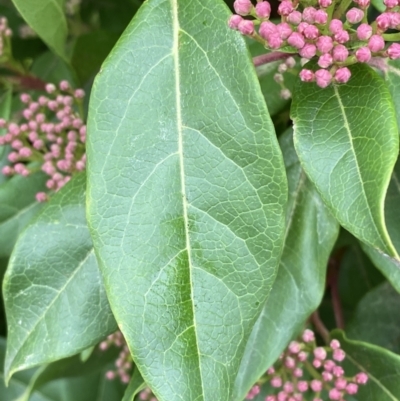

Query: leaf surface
[291,63,399,256]
[3,173,116,381]
[233,129,339,401]
[86,1,287,400]
[10,0,68,60]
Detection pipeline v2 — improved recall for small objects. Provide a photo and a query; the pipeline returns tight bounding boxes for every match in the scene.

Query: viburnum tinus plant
[0,0,400,400]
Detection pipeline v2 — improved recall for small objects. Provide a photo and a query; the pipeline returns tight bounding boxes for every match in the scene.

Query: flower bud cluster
[229,0,400,87]
[0,17,12,57]
[100,331,133,384]
[0,80,86,202]
[246,329,368,401]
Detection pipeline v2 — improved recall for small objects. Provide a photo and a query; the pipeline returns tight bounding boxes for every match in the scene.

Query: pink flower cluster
[246,329,368,401]
[0,80,86,202]
[100,331,133,383]
[0,17,12,57]
[229,0,400,87]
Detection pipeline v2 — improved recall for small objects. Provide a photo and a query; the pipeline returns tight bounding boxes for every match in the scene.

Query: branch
[253,52,293,67]
[311,310,330,344]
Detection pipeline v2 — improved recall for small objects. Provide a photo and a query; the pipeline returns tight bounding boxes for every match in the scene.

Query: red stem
[328,248,346,329]
[253,52,293,67]
[311,311,330,344]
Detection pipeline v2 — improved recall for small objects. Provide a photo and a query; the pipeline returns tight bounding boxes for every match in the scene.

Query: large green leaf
[346,282,400,353]
[10,0,68,60]
[384,59,400,128]
[332,330,400,401]
[233,129,339,401]
[291,63,399,257]
[86,1,287,400]
[0,172,47,258]
[3,173,117,382]
[362,158,400,292]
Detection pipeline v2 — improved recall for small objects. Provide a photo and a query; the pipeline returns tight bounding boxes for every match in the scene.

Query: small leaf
[362,157,400,292]
[292,63,399,257]
[346,282,400,353]
[10,0,68,60]
[87,0,287,400]
[233,129,339,401]
[3,173,117,382]
[122,369,146,401]
[0,171,47,258]
[332,330,400,401]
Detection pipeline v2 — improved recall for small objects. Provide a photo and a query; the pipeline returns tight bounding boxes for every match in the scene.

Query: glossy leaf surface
[11,0,67,60]
[233,129,339,401]
[87,0,287,400]
[3,173,117,381]
[384,59,400,127]
[292,64,399,256]
[0,172,47,258]
[332,330,400,401]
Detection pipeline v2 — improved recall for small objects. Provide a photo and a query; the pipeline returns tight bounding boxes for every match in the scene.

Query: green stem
[333,0,352,19]
[383,32,400,41]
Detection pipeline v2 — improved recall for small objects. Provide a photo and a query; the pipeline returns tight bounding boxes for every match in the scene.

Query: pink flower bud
[346,383,359,394]
[368,34,385,52]
[332,366,344,377]
[333,348,346,361]
[389,12,400,28]
[271,376,283,387]
[302,7,316,23]
[302,329,315,342]
[277,22,292,39]
[14,163,29,176]
[334,67,351,83]
[45,83,56,93]
[334,29,350,43]
[228,14,243,29]
[304,24,319,39]
[267,34,283,49]
[314,10,328,24]
[297,351,308,361]
[384,0,398,7]
[255,1,271,18]
[8,152,19,162]
[335,377,347,390]
[19,147,32,158]
[315,69,332,88]
[329,388,341,400]
[2,165,13,175]
[357,23,372,40]
[59,80,70,91]
[355,372,368,384]
[324,360,336,371]
[285,356,296,369]
[297,381,308,392]
[287,11,302,25]
[259,21,277,39]
[356,46,371,62]
[106,371,116,380]
[293,368,303,377]
[329,19,343,34]
[22,109,33,120]
[322,371,333,381]
[347,8,364,24]
[11,139,23,150]
[234,0,253,15]
[318,53,333,68]
[36,192,47,202]
[376,13,391,30]
[310,380,323,392]
[288,341,301,354]
[287,32,305,49]
[300,69,315,82]
[355,0,370,7]
[297,22,309,34]
[314,347,327,360]
[238,20,254,35]
[299,44,317,58]
[278,1,294,16]
[20,93,31,103]
[313,358,322,368]
[316,35,333,53]
[283,382,294,393]
[387,43,400,59]
[319,0,332,7]
[332,44,349,61]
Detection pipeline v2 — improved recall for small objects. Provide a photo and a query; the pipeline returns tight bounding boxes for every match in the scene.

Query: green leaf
[0,171,47,258]
[3,173,117,382]
[346,282,400,353]
[371,0,386,12]
[10,0,68,60]
[233,129,339,401]
[384,59,400,128]
[87,0,287,400]
[332,330,400,401]
[291,63,399,257]
[362,157,400,292]
[122,369,146,401]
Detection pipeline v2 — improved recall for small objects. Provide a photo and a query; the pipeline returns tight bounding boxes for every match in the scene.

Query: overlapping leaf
[86,0,287,400]
[292,63,399,257]
[233,130,339,401]
[3,173,116,381]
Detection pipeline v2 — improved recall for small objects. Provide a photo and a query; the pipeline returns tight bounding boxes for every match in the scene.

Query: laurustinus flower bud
[354,0,370,7]
[376,13,391,31]
[314,347,327,360]
[334,67,351,84]
[346,8,364,24]
[318,53,333,68]
[314,10,328,24]
[278,0,294,16]
[357,23,372,40]
[255,1,271,18]
[329,388,342,400]
[228,15,243,29]
[389,12,400,28]
[300,69,315,82]
[277,22,292,39]
[333,348,346,361]
[368,34,385,52]
[233,0,253,15]
[332,44,349,61]
[304,24,319,39]
[302,7,316,23]
[297,22,309,34]
[302,329,315,342]
[346,383,359,394]
[267,34,283,49]
[271,376,283,387]
[329,19,343,34]
[238,20,254,35]
[287,11,302,25]
[319,0,332,7]
[316,35,334,53]
[259,21,277,39]
[334,29,350,43]
[384,0,398,7]
[310,380,323,392]
[387,43,400,59]
[355,372,368,384]
[287,32,305,49]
